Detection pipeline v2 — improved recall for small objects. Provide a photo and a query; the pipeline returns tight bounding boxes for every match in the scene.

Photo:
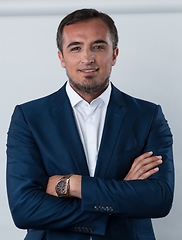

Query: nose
[81,48,95,64]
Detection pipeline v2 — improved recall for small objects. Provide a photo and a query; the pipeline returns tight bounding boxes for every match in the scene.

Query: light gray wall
[0,1,181,239]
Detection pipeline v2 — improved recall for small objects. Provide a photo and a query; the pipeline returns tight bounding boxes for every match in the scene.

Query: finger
[139,167,160,180]
[135,151,154,163]
[137,159,162,178]
[136,156,162,171]
[124,160,162,181]
[131,155,162,173]
[130,151,154,171]
[126,157,162,180]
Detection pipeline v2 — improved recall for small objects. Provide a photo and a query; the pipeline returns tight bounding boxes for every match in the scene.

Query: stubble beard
[67,72,111,97]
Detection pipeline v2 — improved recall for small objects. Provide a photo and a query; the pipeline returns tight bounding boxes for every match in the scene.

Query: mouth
[80,69,97,73]
[79,68,99,74]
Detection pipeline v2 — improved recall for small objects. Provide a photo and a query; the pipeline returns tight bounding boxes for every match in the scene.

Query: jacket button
[106,206,110,211]
[89,228,94,233]
[77,227,81,232]
[110,207,114,212]
[94,205,98,210]
[101,206,106,211]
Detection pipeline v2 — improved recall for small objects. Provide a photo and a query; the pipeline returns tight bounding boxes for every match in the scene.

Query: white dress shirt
[66,81,111,177]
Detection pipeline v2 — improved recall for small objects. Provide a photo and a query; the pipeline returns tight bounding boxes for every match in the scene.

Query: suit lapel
[94,85,127,178]
[54,85,89,176]
[54,84,127,178]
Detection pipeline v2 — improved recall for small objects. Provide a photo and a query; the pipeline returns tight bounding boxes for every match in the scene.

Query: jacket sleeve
[6,105,108,235]
[81,105,174,218]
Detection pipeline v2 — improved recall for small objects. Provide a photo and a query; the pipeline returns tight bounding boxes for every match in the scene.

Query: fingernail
[154,167,159,171]
[157,160,162,163]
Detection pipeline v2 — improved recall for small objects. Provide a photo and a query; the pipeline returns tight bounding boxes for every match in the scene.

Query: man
[6,9,174,240]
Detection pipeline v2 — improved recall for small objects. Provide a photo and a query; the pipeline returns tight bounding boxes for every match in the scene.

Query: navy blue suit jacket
[6,84,174,240]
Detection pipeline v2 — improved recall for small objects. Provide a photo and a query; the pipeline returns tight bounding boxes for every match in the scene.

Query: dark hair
[56,8,118,54]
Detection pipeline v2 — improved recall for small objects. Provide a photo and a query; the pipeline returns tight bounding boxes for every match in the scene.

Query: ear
[112,47,119,66]
[58,50,66,68]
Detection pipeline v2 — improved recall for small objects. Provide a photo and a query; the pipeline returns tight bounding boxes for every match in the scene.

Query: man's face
[58,18,118,101]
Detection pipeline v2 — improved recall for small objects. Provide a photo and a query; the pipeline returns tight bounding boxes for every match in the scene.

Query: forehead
[62,18,112,45]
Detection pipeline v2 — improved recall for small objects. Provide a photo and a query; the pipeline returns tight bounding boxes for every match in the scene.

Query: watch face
[56,180,67,196]
[59,181,67,194]
[55,175,72,197]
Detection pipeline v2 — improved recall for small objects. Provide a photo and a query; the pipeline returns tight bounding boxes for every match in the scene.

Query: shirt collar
[66,81,111,108]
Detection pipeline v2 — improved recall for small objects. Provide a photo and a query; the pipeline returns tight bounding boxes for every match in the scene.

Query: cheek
[63,61,75,73]
[101,58,113,71]
[65,56,79,69]
[98,53,113,67]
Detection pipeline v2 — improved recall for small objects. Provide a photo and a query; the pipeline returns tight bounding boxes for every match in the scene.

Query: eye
[93,45,105,50]
[70,46,81,51]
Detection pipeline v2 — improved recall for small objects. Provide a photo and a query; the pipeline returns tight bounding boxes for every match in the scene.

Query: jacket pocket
[24,229,46,240]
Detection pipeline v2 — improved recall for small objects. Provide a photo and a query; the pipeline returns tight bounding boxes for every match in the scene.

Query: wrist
[69,175,82,199]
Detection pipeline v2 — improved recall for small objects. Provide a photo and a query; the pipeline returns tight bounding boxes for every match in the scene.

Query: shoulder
[111,85,169,134]
[19,83,67,111]
[20,90,57,110]
[111,84,158,113]
[12,84,68,121]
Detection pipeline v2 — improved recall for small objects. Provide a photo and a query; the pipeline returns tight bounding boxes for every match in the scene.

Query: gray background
[0,0,181,239]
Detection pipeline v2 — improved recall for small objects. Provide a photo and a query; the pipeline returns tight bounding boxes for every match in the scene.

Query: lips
[81,69,97,72]
[79,68,99,73]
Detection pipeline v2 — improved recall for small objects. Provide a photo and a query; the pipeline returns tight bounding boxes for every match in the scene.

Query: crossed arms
[46,151,163,199]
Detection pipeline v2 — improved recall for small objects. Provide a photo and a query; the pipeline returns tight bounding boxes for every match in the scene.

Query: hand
[124,151,162,181]
[46,175,82,199]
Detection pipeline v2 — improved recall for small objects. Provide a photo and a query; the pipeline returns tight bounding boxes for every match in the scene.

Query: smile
[80,69,98,73]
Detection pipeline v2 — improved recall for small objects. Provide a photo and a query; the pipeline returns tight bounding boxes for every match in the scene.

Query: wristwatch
[55,174,72,197]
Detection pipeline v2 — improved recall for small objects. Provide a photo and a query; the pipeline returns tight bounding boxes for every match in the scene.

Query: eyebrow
[67,42,83,49]
[67,40,108,49]
[93,40,108,45]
